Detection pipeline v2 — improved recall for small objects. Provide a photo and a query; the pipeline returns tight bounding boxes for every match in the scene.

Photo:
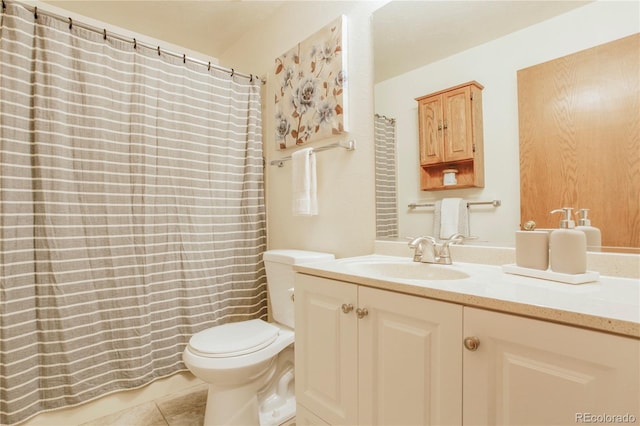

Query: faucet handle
[442,233,477,246]
[408,235,436,248]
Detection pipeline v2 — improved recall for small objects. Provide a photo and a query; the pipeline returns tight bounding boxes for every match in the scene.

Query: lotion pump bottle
[575,208,602,252]
[549,208,587,274]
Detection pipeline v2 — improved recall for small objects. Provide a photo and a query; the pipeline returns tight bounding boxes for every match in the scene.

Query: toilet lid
[188,319,279,358]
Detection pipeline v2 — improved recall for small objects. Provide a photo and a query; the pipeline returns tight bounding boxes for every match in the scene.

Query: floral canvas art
[275,16,348,149]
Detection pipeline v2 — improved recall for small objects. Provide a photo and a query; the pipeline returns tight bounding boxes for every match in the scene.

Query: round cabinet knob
[341,303,354,314]
[356,308,369,319]
[464,336,480,351]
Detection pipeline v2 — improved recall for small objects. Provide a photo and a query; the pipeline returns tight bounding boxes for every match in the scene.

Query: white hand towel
[434,198,469,239]
[292,148,318,216]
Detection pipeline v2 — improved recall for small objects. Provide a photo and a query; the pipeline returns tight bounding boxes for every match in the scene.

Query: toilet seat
[188,319,280,358]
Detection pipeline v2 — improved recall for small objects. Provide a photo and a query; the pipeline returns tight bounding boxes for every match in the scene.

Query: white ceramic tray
[502,264,600,284]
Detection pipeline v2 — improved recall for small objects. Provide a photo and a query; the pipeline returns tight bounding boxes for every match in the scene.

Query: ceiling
[46,1,287,60]
[46,0,591,82]
[373,0,591,82]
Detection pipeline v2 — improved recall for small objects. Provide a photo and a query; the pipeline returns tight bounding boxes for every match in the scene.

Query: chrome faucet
[408,233,471,265]
[408,236,438,263]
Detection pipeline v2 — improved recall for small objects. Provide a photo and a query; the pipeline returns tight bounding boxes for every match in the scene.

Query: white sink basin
[343,260,470,281]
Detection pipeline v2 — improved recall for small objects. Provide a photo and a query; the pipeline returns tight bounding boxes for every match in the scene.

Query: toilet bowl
[183,249,334,426]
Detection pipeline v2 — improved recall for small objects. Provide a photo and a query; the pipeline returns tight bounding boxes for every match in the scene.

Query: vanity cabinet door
[295,273,463,425]
[358,286,463,425]
[294,274,358,426]
[462,307,640,426]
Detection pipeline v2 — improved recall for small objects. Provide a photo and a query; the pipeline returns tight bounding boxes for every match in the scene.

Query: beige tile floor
[79,384,297,426]
[79,384,208,426]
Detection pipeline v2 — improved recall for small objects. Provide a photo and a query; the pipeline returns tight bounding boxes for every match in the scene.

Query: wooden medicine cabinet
[416,81,484,191]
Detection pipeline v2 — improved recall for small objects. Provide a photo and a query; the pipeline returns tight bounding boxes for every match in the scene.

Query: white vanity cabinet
[463,307,640,426]
[294,273,463,426]
[295,272,640,425]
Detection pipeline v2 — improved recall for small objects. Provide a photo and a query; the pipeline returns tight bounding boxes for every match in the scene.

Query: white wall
[375,1,639,244]
[223,1,385,258]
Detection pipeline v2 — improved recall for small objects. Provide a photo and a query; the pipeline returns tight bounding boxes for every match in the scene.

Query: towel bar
[408,200,501,209]
[270,140,355,167]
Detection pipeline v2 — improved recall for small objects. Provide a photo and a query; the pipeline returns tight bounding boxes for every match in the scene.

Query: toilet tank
[263,249,334,329]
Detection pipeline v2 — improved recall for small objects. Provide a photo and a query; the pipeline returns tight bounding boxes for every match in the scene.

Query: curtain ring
[157,46,161,56]
[34,6,38,19]
[208,61,211,71]
[133,38,137,49]
[249,74,253,82]
[183,54,186,64]
[68,17,72,30]
[230,68,234,77]
[2,0,6,12]
[103,29,107,40]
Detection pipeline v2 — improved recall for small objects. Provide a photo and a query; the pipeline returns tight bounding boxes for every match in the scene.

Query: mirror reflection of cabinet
[416,81,484,191]
[518,33,639,248]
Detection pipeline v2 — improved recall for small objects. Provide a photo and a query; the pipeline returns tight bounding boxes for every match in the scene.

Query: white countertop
[294,254,640,338]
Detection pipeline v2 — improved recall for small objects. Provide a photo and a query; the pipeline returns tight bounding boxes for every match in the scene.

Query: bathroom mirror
[372,0,639,252]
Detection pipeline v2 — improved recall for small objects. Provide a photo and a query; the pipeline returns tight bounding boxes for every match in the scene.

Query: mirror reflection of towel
[433,198,469,239]
[292,148,317,216]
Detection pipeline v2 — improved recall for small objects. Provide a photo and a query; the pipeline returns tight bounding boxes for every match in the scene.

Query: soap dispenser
[575,208,602,252]
[549,208,587,274]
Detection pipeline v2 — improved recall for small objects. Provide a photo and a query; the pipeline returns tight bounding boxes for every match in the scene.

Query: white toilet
[183,249,334,426]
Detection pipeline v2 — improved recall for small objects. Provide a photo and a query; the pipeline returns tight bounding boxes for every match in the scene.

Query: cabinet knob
[341,303,354,314]
[463,336,480,351]
[356,307,369,319]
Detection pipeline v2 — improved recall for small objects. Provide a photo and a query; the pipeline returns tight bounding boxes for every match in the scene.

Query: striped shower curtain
[374,114,398,238]
[0,3,266,424]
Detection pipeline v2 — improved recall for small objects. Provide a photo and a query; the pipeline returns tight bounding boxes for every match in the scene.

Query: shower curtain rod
[6,1,264,84]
